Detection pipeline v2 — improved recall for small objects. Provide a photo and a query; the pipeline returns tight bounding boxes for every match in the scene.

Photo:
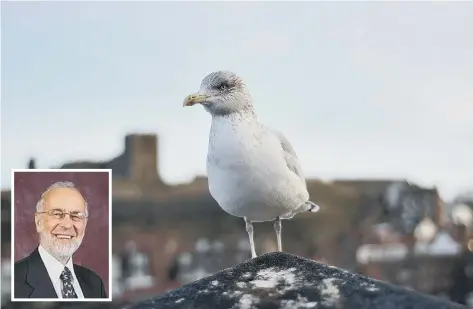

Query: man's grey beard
[39,231,83,264]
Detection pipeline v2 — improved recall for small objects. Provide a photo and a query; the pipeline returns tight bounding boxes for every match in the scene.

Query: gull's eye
[214,82,229,91]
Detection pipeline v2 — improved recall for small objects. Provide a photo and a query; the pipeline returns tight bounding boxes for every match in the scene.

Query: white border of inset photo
[10,169,113,302]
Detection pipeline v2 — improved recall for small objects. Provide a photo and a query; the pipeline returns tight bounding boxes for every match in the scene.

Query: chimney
[124,134,160,183]
[27,158,36,169]
[433,188,445,227]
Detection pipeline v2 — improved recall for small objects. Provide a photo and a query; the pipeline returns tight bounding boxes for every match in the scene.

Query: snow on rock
[128,252,463,309]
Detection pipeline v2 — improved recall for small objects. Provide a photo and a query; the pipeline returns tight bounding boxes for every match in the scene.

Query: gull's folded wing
[271,129,306,187]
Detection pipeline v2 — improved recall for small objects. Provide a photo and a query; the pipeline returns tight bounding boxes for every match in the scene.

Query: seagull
[183,71,320,258]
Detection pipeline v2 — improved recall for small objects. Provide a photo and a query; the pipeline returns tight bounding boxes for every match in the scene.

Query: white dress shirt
[38,245,85,298]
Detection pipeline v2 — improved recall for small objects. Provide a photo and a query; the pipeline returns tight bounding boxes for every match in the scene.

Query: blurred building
[1,133,472,306]
[354,183,473,304]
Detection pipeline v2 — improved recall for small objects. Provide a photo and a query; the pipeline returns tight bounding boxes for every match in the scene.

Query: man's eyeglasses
[37,209,88,222]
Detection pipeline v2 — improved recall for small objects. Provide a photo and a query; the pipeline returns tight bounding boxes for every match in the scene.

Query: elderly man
[14,181,107,299]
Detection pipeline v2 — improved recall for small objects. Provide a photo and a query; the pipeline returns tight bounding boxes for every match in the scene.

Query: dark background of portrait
[13,171,110,295]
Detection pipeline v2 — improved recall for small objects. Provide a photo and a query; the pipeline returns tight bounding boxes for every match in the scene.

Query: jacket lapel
[26,247,58,298]
[74,265,93,298]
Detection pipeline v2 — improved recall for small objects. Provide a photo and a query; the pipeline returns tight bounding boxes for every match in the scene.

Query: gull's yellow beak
[183,93,209,107]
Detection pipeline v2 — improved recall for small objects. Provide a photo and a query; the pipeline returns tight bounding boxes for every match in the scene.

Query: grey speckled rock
[126,252,465,309]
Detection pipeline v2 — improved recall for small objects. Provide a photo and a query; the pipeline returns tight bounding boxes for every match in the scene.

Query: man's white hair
[36,181,89,217]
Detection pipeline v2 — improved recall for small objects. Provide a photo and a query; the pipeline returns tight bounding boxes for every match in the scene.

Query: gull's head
[183,71,253,116]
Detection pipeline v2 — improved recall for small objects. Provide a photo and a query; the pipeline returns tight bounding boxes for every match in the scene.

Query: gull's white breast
[206,116,308,222]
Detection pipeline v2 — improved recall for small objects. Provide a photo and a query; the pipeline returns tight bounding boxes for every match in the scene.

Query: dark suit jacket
[14,247,108,299]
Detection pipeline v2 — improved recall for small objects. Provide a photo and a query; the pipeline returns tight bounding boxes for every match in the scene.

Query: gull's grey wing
[271,129,307,187]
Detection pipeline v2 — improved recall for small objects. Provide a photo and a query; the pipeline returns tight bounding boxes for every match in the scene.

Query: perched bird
[183,71,320,258]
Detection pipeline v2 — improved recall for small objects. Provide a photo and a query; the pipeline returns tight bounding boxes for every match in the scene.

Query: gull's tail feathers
[280,200,322,220]
[305,201,321,213]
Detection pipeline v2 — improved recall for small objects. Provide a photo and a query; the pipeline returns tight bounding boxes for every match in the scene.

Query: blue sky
[1,1,472,201]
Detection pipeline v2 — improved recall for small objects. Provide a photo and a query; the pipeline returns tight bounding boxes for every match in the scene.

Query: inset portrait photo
[11,169,112,302]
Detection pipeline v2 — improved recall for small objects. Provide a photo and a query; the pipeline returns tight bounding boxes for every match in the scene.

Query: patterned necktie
[60,266,78,298]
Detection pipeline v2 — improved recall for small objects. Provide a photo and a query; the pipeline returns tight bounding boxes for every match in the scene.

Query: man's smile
[53,233,75,240]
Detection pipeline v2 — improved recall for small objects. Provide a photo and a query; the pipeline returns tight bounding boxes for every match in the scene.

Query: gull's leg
[244,217,257,258]
[274,217,282,252]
